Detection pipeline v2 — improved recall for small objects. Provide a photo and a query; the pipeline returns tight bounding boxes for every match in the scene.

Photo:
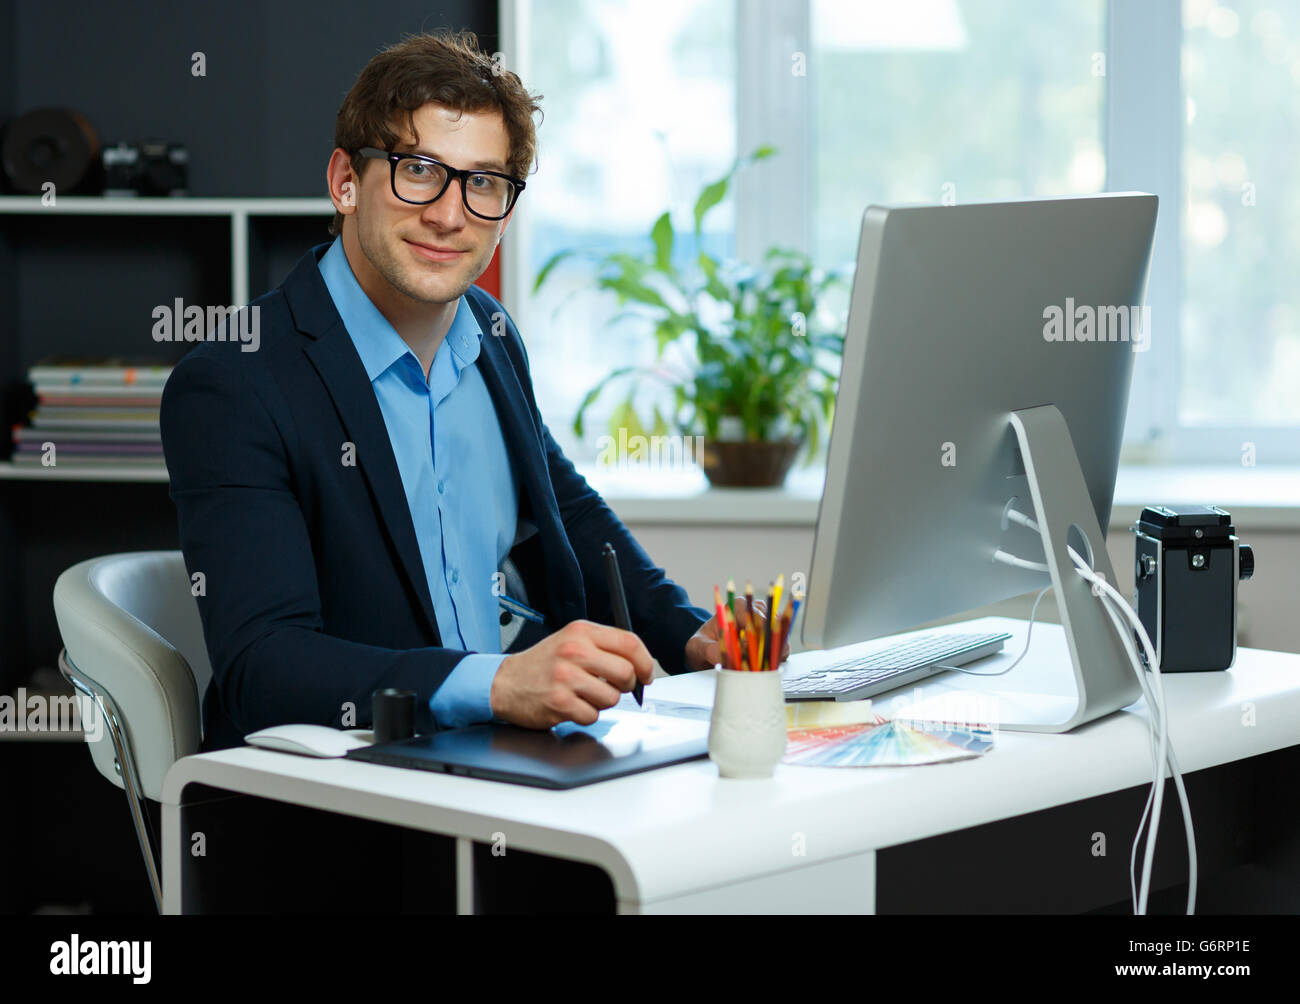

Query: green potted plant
[534,147,847,487]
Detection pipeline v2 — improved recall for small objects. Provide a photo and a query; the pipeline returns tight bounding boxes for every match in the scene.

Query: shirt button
[451,568,460,584]
[438,480,446,494]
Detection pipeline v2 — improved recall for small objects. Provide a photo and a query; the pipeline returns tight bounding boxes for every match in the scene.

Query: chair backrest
[52,551,212,800]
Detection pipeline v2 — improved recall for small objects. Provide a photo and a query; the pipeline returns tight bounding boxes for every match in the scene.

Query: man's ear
[326,148,362,219]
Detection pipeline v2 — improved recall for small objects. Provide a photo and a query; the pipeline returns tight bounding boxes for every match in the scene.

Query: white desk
[160,617,1300,914]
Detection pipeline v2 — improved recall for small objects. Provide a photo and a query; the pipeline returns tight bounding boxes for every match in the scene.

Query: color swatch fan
[783,714,994,767]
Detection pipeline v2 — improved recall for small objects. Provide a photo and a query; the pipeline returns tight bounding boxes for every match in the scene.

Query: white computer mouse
[244,724,374,758]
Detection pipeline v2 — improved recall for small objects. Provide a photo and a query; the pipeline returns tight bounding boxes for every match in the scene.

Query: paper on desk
[610,691,712,720]
[783,714,995,767]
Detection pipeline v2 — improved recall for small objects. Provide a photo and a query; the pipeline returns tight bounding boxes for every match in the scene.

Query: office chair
[52,551,211,913]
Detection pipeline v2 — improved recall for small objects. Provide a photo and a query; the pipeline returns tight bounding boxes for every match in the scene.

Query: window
[811,0,1105,268]
[502,0,1299,470]
[505,0,736,462]
[1182,0,1300,428]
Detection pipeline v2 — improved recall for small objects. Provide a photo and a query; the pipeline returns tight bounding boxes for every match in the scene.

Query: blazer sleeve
[475,289,711,673]
[160,347,469,738]
[540,419,712,674]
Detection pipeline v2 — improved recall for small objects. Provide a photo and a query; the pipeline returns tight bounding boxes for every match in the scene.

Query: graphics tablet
[345,708,710,789]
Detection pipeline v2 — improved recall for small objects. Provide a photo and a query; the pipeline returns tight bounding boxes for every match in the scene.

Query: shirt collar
[317,237,482,384]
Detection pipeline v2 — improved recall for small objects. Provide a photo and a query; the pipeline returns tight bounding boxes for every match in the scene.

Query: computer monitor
[801,193,1159,732]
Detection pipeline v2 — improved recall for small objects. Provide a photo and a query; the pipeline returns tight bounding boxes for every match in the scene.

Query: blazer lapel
[467,293,584,623]
[286,247,441,642]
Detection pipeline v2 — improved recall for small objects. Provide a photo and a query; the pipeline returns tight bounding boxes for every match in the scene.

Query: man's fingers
[574,645,637,692]
[583,621,655,681]
[555,694,601,727]
[568,668,623,712]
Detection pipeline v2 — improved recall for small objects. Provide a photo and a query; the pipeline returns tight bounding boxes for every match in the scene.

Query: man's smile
[405,237,468,262]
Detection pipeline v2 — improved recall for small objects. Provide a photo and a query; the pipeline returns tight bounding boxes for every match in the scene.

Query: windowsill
[580,462,1300,531]
[579,463,827,526]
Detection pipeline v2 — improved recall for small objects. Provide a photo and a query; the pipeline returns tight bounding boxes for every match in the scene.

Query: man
[161,30,784,752]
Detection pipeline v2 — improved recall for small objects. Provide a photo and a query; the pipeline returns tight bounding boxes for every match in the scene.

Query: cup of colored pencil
[707,575,803,779]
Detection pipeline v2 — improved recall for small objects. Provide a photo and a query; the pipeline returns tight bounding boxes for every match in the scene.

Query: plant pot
[700,438,802,488]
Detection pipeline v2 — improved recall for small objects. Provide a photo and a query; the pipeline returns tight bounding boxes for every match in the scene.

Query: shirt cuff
[429,653,507,729]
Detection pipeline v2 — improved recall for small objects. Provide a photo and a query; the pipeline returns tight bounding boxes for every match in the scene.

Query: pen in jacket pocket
[497,593,545,623]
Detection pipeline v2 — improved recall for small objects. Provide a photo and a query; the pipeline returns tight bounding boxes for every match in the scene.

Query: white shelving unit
[0,464,169,482]
[0,195,334,483]
[0,195,335,307]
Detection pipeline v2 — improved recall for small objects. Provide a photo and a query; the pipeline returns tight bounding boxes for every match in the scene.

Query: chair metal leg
[58,649,164,913]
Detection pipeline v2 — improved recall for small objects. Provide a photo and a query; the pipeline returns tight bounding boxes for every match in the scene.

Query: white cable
[1000,505,1197,914]
[992,549,1049,573]
[1094,579,1198,915]
[939,584,1053,677]
[1065,544,1196,915]
[1089,575,1185,912]
[1069,552,1168,914]
[1004,508,1039,532]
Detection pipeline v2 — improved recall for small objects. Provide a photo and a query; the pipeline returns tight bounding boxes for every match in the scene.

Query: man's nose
[420,181,468,230]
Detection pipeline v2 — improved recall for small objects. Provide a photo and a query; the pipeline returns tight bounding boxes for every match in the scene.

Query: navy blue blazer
[160,242,711,752]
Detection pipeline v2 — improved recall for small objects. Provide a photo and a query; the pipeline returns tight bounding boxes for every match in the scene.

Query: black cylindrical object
[372,688,416,744]
[2,107,100,194]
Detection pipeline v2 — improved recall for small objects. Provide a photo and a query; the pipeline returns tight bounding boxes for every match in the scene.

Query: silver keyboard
[783,631,1012,702]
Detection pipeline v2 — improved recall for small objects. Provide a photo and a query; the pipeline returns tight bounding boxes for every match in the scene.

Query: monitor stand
[1002,405,1143,731]
[900,405,1143,733]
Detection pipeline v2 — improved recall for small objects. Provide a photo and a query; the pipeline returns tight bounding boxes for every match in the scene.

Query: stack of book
[10,357,172,470]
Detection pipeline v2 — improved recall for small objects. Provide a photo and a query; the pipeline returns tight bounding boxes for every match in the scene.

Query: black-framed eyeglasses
[358,146,525,221]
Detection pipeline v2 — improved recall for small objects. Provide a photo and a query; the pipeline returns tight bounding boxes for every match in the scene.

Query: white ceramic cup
[708,666,787,778]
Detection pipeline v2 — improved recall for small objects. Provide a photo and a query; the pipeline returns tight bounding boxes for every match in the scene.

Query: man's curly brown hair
[330,30,543,235]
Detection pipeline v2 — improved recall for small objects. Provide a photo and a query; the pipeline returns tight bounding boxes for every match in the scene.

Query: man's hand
[684,598,790,671]
[489,619,655,729]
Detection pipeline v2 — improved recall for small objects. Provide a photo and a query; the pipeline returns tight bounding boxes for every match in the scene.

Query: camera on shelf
[1131,505,1255,673]
[102,140,189,196]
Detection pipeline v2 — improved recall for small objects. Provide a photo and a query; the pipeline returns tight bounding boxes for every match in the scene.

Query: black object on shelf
[103,139,189,197]
[1,107,101,195]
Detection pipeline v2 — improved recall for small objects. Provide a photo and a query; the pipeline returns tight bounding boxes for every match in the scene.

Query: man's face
[350,102,513,306]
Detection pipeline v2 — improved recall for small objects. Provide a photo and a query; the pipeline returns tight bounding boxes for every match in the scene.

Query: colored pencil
[771,588,788,672]
[728,606,744,671]
[721,596,741,671]
[714,586,730,668]
[761,581,773,671]
[774,604,793,671]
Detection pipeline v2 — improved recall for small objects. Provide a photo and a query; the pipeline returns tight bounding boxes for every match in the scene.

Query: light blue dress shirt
[318,238,518,728]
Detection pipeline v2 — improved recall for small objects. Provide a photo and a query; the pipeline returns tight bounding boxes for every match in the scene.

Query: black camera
[1131,505,1254,672]
[102,139,188,196]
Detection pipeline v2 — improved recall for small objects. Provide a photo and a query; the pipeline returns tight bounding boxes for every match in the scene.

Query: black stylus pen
[602,541,642,706]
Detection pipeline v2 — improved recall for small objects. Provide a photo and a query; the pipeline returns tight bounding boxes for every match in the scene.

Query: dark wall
[0,2,13,117]
[8,0,499,197]
[0,1,501,691]
[0,1,17,386]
